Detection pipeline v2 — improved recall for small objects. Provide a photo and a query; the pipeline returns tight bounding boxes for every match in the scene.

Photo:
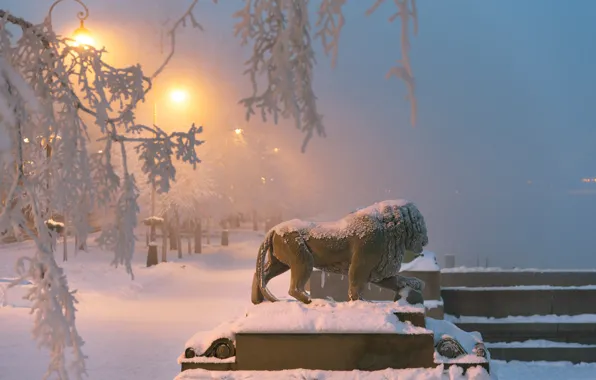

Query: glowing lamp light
[234,128,244,135]
[170,89,188,104]
[72,21,94,47]
[273,147,279,153]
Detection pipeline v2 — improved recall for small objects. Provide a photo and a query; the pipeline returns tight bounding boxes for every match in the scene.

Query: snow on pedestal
[401,251,440,272]
[181,299,428,363]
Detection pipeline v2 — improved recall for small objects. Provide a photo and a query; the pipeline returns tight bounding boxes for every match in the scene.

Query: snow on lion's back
[273,200,411,239]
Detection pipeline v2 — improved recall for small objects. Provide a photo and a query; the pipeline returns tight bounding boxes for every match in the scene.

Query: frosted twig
[367,0,418,126]
[315,0,347,69]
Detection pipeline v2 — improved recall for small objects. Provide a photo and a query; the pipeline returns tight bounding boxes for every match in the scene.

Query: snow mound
[426,318,488,359]
[175,365,490,380]
[402,251,440,272]
[183,299,428,357]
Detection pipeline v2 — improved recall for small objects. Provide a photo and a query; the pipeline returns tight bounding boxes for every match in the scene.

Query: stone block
[235,333,436,371]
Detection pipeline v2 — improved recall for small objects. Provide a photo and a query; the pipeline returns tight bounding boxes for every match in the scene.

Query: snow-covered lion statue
[251,200,429,305]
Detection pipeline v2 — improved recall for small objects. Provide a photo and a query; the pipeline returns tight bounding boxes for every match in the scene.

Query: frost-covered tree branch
[235,0,418,152]
[234,0,324,153]
[366,0,418,125]
[0,4,207,378]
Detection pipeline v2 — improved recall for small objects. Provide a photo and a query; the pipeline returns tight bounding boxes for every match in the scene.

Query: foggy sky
[6,0,596,268]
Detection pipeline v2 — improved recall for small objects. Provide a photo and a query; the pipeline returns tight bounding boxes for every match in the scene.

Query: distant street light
[48,0,95,48]
[273,147,279,153]
[169,88,188,104]
[234,128,244,135]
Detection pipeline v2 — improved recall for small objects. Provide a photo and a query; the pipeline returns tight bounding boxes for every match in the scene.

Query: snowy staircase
[440,270,596,363]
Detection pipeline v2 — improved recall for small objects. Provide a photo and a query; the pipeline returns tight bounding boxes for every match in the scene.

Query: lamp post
[48,0,94,47]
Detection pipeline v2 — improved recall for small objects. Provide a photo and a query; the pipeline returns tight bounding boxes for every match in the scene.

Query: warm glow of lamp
[273,147,279,153]
[170,89,188,104]
[72,21,94,47]
[234,128,244,135]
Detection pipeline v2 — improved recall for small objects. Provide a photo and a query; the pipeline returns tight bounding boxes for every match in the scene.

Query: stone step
[488,347,596,363]
[441,288,596,317]
[454,322,596,344]
[440,271,596,288]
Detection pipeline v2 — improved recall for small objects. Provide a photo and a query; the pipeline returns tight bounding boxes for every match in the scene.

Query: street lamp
[169,88,188,104]
[234,128,244,135]
[48,0,95,47]
[149,86,190,240]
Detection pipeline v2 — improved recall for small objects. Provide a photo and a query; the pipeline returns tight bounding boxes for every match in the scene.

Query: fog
[7,0,596,269]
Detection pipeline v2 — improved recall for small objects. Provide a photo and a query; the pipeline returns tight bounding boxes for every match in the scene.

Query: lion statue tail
[252,229,279,304]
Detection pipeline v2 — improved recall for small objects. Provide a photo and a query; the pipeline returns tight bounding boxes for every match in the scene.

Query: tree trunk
[169,223,178,250]
[161,214,168,262]
[206,217,211,245]
[62,227,67,262]
[221,229,229,246]
[252,209,258,231]
[175,208,182,259]
[187,238,191,255]
[194,219,202,254]
[75,234,88,252]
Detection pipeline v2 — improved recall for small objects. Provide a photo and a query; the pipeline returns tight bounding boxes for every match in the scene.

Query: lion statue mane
[251,200,429,305]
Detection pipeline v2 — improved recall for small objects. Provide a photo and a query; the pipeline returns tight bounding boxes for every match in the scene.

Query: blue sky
[5,1,596,267]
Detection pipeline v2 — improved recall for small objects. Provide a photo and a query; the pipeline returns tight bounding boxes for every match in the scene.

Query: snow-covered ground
[1,230,596,379]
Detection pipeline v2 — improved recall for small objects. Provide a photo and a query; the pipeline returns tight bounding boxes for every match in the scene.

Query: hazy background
[6,0,596,268]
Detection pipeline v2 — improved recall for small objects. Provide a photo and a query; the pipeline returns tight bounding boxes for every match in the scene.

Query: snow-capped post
[45,219,64,252]
[194,219,202,254]
[147,242,158,267]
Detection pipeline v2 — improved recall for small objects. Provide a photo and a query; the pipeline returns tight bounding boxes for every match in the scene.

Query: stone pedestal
[178,300,489,374]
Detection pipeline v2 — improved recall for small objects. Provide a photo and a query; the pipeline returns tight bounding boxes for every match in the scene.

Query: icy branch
[367,0,418,126]
[315,0,347,69]
[233,0,325,152]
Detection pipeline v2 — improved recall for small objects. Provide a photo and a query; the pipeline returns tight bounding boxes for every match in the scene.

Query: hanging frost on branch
[234,0,324,153]
[0,3,205,378]
[365,0,418,125]
[235,0,418,151]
